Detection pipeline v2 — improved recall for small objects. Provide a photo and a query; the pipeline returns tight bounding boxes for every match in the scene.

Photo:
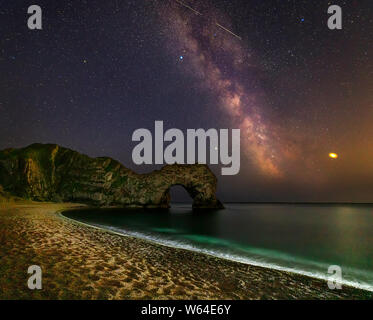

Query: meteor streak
[172,0,242,40]
[216,23,242,40]
[174,0,202,16]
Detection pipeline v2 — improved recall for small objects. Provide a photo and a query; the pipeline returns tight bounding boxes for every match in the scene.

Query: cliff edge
[0,144,223,209]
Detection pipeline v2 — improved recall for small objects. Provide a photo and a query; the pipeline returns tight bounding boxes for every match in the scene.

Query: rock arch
[0,144,224,209]
[138,164,224,209]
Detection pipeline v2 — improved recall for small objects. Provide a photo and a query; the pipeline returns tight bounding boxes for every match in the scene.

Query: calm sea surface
[63,204,373,291]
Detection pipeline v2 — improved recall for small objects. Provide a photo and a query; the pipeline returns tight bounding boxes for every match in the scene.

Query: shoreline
[60,210,373,293]
[0,202,371,299]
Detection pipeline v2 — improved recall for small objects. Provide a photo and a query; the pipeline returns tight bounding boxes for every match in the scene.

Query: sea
[63,203,373,292]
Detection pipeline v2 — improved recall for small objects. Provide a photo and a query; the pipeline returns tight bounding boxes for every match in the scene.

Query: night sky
[1,0,373,202]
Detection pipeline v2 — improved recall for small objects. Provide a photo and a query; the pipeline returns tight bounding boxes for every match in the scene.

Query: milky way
[157,1,292,177]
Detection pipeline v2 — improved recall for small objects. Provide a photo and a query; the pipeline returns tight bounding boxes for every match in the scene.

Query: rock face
[0,144,223,209]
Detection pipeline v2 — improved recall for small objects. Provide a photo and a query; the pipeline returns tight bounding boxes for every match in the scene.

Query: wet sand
[0,202,371,299]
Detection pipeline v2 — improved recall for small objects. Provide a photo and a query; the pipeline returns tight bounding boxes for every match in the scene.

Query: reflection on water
[63,203,373,291]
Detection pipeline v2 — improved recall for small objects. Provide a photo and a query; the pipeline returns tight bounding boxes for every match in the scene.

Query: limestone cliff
[0,144,223,209]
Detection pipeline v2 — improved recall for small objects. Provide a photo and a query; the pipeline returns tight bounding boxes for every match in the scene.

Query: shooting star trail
[172,0,241,40]
[216,23,242,40]
[175,0,202,16]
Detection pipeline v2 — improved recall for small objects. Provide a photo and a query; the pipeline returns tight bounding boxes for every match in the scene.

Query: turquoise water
[63,204,373,291]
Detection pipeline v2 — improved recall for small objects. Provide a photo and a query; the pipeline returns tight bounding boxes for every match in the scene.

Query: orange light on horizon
[329,152,338,159]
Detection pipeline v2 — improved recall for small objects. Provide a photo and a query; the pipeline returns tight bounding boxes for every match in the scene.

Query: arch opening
[168,184,193,206]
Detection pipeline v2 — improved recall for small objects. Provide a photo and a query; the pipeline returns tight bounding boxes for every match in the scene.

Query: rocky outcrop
[0,144,223,209]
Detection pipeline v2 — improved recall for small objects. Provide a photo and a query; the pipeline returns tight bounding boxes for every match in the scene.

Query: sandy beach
[0,202,371,300]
